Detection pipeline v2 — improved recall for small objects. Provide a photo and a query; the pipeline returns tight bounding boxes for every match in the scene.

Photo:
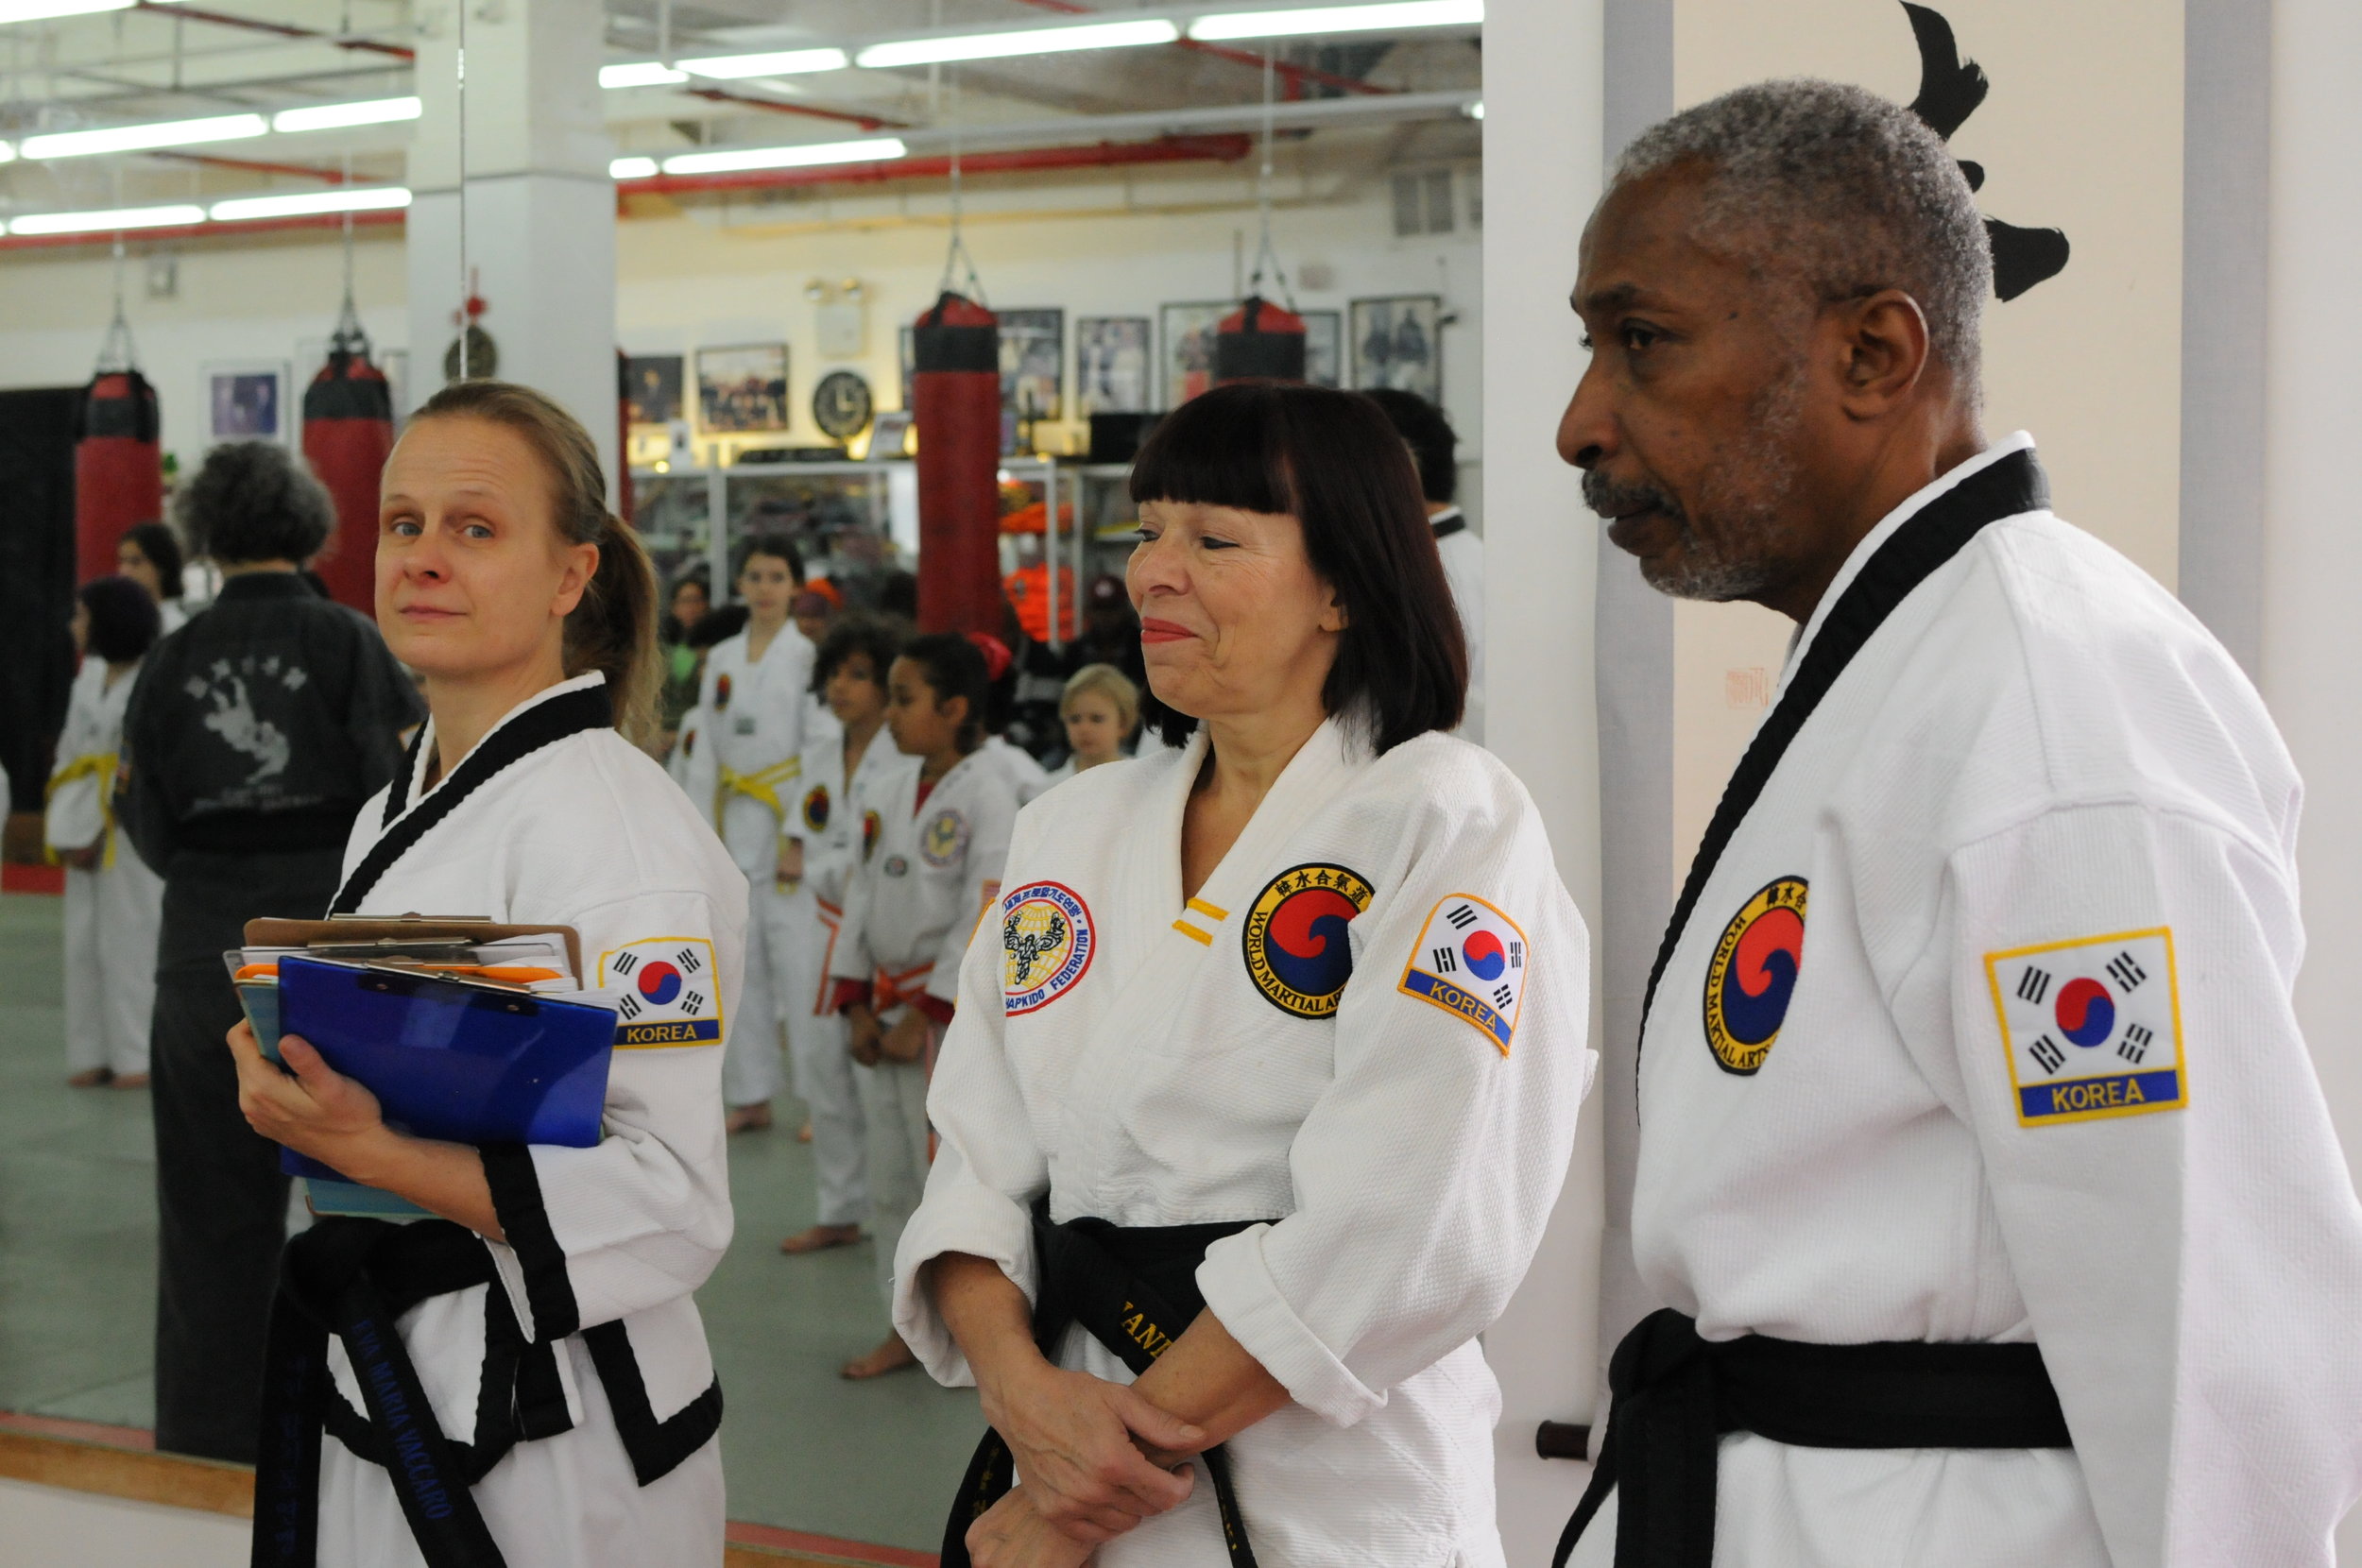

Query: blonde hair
[408,380,661,741]
[1060,663,1140,734]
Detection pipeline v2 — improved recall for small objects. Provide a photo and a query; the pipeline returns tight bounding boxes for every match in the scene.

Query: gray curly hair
[174,439,336,565]
[1613,78,1991,395]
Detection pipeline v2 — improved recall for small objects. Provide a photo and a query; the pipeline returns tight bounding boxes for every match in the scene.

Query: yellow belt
[714,758,801,827]
[43,751,118,869]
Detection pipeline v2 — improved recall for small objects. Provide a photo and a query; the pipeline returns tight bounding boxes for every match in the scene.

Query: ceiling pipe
[684,84,909,132]
[148,149,357,182]
[131,0,417,60]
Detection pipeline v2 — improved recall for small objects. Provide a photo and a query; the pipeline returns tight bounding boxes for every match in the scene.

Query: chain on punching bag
[300,332,396,611]
[73,368,162,586]
[912,291,1003,638]
[1215,296,1308,383]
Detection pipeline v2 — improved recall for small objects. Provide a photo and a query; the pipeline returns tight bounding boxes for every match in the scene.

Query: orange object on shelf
[997,499,1075,536]
[1003,563,1077,641]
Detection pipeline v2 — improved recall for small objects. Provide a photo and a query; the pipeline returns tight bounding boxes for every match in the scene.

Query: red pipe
[0,134,1250,252]
[133,0,416,60]
[687,85,908,133]
[149,150,358,183]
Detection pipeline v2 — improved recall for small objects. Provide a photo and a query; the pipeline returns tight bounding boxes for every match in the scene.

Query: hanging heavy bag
[73,369,162,586]
[912,292,1003,638]
[1213,295,1308,384]
[300,340,397,611]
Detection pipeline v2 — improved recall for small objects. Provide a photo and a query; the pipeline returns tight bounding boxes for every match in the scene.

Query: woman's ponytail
[409,379,662,741]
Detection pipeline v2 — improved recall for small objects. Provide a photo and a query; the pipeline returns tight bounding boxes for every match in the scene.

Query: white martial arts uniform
[1573,436,2362,1567]
[898,718,1594,1566]
[782,726,916,1229]
[1432,506,1484,745]
[830,747,1018,1306]
[686,623,814,1109]
[983,733,1053,807]
[44,656,162,1077]
[314,673,745,1568]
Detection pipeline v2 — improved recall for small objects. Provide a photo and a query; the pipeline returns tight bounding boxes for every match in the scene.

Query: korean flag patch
[602,936,725,1048]
[1397,894,1530,1056]
[1985,928,2186,1127]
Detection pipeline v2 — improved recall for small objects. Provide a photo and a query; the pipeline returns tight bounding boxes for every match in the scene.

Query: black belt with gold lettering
[1553,1308,2074,1568]
[940,1204,1276,1568]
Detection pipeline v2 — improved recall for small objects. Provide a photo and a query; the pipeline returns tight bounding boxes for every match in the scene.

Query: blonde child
[1045,661,1139,784]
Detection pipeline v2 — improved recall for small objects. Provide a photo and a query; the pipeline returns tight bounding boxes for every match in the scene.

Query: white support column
[1479,0,1608,1559]
[2257,2,2362,1553]
[406,0,618,489]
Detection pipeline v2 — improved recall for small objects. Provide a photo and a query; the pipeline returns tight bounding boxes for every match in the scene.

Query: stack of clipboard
[228,916,620,1219]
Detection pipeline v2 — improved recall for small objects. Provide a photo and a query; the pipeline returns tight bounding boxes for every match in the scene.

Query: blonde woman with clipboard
[226,380,746,1568]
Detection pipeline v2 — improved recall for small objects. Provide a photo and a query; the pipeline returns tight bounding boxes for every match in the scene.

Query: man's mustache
[1582,469,1685,525]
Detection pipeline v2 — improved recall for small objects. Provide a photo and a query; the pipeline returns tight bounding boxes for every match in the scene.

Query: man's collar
[215,571,318,603]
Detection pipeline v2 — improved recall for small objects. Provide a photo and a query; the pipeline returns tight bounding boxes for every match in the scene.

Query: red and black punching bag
[300,334,397,611]
[72,370,162,585]
[912,292,1003,638]
[1214,296,1308,384]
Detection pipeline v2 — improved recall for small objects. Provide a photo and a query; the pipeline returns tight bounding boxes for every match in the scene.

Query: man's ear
[1833,288,1932,419]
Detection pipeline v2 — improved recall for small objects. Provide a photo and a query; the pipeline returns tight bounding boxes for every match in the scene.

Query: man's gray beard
[1637,367,1808,603]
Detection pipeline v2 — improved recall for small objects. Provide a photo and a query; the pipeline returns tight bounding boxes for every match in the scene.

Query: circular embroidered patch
[1002,880,1095,1015]
[1241,861,1373,1019]
[920,807,969,868]
[883,854,910,878]
[862,809,882,861]
[1702,876,1808,1075]
[801,783,830,834]
[2054,977,2114,1048]
[713,672,733,712]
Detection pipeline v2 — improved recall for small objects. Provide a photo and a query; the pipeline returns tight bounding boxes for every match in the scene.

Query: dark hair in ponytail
[897,631,989,753]
[409,379,661,741]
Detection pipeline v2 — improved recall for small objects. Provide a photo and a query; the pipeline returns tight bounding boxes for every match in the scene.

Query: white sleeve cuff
[891,1179,1040,1388]
[1195,1223,1384,1428]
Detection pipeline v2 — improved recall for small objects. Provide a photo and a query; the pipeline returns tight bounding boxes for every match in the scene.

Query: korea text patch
[1985,928,2185,1126]
[1397,894,1529,1055]
[601,936,725,1048]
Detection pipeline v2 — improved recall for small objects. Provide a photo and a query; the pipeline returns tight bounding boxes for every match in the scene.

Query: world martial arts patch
[863,808,882,861]
[801,783,830,833]
[1241,862,1372,1020]
[1397,894,1529,1055]
[1985,928,2186,1127]
[1702,877,1807,1075]
[1002,880,1094,1015]
[921,807,970,869]
[713,673,733,712]
[600,937,724,1048]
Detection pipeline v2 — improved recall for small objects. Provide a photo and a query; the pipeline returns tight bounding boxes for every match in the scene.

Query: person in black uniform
[118,439,423,1462]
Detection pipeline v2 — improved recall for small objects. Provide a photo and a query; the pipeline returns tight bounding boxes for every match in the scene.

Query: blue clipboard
[275,956,617,1191]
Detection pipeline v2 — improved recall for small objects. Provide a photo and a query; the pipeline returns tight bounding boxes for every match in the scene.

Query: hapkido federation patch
[602,936,725,1048]
[801,783,830,833]
[1703,877,1808,1075]
[1986,928,2186,1126]
[1242,862,1372,1019]
[1398,894,1529,1055]
[1002,880,1094,1015]
[920,806,969,868]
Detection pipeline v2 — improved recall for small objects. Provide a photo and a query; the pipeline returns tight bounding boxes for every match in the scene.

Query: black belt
[1554,1308,2074,1568]
[942,1206,1275,1568]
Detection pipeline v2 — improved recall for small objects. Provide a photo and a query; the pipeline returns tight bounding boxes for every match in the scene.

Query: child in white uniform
[685,536,814,1132]
[777,615,918,1256]
[45,575,164,1088]
[829,632,1018,1380]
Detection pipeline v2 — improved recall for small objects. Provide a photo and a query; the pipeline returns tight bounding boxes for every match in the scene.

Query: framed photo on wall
[1302,309,1343,389]
[695,343,789,433]
[625,354,685,426]
[204,362,289,443]
[1348,295,1442,403]
[1075,316,1152,416]
[1159,301,1228,409]
[998,308,1065,429]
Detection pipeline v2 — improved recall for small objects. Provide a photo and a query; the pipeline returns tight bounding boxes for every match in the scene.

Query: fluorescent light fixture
[209,185,411,222]
[1466,99,1483,119]
[660,135,905,176]
[9,203,207,235]
[21,112,267,160]
[0,141,14,163]
[271,96,421,133]
[676,46,847,79]
[1189,0,1482,42]
[856,18,1177,69]
[601,60,689,89]
[0,0,133,25]
[610,155,660,180]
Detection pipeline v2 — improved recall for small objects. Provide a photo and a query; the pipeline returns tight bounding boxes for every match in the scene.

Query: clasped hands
[847,1002,930,1067]
[967,1356,1209,1568]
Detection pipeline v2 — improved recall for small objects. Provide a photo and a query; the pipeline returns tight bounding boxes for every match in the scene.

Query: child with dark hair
[116,520,190,631]
[825,629,1018,1379]
[775,614,920,1260]
[46,576,166,1089]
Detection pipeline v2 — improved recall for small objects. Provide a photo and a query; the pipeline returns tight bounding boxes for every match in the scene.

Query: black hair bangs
[1128,383,1300,519]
